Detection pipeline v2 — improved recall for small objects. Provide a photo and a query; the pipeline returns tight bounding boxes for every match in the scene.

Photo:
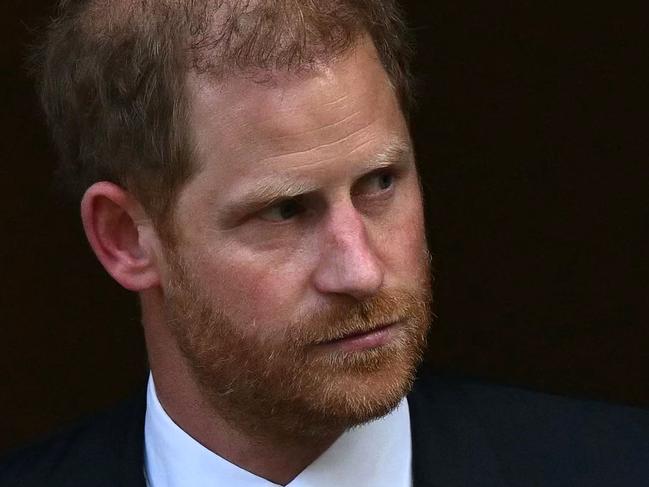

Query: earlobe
[81,182,162,291]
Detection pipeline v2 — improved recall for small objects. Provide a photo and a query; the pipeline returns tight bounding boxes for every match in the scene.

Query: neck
[141,290,343,485]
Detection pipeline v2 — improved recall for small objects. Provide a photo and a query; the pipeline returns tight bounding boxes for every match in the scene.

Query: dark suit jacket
[2,373,648,486]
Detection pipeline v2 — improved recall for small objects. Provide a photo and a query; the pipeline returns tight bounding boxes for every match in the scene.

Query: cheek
[192,246,314,327]
[379,194,427,281]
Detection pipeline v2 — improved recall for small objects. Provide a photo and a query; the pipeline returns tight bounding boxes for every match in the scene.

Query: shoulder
[0,392,146,487]
[411,371,649,423]
[408,372,649,486]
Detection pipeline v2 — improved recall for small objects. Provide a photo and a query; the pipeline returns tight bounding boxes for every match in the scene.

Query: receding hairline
[77,0,366,73]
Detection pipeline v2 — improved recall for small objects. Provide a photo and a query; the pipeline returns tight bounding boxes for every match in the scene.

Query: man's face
[161,38,431,439]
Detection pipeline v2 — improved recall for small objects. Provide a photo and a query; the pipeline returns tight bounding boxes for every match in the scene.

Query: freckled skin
[175,39,428,331]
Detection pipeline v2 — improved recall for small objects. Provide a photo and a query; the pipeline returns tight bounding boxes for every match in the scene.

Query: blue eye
[258,199,303,222]
[376,172,394,191]
[354,170,396,197]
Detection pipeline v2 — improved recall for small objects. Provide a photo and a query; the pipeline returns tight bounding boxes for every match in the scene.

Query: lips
[315,320,401,353]
[324,321,398,344]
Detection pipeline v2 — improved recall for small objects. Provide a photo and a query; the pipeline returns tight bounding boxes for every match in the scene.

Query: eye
[257,198,304,222]
[375,172,394,191]
[354,170,396,197]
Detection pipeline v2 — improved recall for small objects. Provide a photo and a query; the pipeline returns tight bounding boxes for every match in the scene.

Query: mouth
[316,320,401,353]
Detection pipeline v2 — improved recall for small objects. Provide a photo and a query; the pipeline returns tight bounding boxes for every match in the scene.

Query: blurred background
[1,1,647,453]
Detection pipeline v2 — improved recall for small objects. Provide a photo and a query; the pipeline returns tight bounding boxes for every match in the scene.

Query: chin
[279,346,425,439]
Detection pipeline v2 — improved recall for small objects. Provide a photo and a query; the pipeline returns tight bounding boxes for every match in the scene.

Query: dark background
[1,1,647,453]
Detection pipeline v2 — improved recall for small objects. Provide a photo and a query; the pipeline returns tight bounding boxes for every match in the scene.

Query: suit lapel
[408,373,506,487]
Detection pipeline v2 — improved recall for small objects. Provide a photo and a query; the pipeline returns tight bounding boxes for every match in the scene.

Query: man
[1,1,648,486]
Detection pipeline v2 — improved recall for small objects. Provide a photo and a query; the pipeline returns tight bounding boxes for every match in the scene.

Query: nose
[312,204,384,300]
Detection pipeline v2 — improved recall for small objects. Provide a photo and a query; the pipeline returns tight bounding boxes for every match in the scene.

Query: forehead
[183,38,409,205]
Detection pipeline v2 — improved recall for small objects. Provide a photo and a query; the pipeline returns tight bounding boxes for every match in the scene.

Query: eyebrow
[370,141,413,171]
[219,140,413,225]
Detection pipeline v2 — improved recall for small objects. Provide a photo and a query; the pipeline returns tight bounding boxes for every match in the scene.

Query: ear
[81,182,162,291]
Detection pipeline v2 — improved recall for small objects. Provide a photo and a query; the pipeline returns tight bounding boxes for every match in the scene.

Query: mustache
[285,289,430,346]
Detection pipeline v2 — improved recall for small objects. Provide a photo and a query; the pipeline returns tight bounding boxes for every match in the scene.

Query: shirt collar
[144,375,412,487]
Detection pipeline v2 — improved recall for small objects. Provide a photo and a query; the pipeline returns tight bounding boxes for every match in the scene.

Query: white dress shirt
[144,376,412,487]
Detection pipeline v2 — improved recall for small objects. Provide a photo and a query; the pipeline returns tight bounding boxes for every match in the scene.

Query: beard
[163,252,432,442]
